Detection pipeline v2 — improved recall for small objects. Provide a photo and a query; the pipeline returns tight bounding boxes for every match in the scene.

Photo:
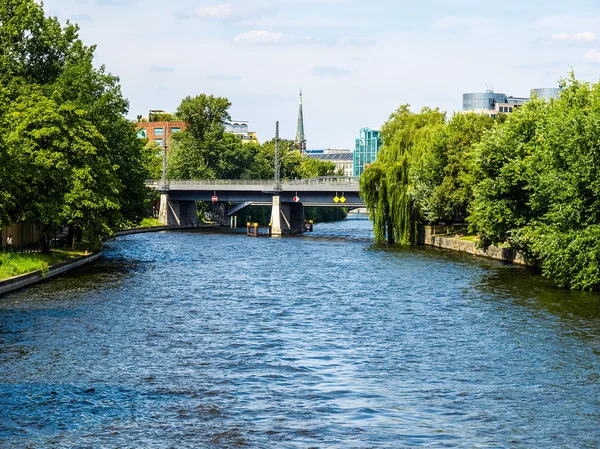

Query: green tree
[414,112,495,223]
[0,0,150,240]
[360,106,446,243]
[470,72,600,290]
[168,94,233,180]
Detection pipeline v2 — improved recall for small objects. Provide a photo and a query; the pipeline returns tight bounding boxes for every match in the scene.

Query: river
[1,216,599,448]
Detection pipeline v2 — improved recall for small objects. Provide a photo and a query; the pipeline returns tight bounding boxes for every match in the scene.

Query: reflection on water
[1,216,600,448]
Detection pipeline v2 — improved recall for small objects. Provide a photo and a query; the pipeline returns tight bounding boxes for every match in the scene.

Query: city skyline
[40,0,600,148]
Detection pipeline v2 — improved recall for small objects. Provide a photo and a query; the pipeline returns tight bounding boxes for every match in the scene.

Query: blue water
[1,216,600,448]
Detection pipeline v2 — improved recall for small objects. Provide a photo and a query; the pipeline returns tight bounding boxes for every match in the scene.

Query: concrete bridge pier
[270,196,305,236]
[158,193,198,226]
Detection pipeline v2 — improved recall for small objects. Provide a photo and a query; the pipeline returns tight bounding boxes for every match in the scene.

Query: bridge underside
[158,186,365,235]
[167,191,365,208]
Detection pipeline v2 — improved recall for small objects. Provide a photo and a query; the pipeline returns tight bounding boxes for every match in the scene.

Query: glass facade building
[463,92,507,111]
[532,88,562,100]
[353,128,382,177]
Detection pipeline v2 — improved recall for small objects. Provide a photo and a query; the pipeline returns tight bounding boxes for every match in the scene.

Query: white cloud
[232,30,285,45]
[584,49,600,63]
[552,32,597,42]
[574,32,597,42]
[195,4,257,21]
[312,66,354,76]
[432,15,485,30]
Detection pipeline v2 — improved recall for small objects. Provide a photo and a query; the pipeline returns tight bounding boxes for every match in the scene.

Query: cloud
[207,73,242,81]
[149,65,175,73]
[232,30,285,45]
[584,49,600,63]
[95,0,137,5]
[70,13,93,22]
[574,32,597,41]
[552,32,570,41]
[195,4,260,21]
[312,66,354,76]
[340,38,376,47]
[552,32,596,42]
[432,15,485,30]
[173,11,191,20]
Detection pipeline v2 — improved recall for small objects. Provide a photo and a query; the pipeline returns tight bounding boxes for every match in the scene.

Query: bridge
[147,177,365,235]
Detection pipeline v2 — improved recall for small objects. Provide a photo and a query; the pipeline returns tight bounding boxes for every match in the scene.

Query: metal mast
[274,121,281,191]
[161,125,168,191]
[295,90,306,155]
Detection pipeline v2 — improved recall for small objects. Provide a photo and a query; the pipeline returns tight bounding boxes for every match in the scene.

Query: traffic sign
[333,196,340,203]
[212,195,218,203]
[293,195,300,203]
[340,196,346,204]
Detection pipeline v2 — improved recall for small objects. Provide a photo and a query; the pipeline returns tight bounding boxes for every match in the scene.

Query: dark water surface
[1,216,600,448]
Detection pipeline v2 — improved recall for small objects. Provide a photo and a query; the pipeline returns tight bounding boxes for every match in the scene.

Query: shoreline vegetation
[360,73,600,291]
[0,247,96,281]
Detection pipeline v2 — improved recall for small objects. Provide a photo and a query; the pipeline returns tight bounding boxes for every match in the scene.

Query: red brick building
[136,120,187,146]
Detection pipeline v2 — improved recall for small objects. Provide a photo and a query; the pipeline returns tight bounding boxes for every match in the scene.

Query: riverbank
[0,222,220,296]
[424,226,537,266]
[0,251,103,296]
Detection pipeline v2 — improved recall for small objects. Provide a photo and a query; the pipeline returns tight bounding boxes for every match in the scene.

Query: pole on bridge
[161,125,168,191]
[274,121,281,192]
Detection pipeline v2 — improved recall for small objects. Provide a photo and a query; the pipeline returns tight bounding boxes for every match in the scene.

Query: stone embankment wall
[423,226,536,267]
[0,252,103,297]
[113,223,217,238]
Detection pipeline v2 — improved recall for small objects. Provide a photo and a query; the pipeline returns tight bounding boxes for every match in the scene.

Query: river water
[1,216,600,448]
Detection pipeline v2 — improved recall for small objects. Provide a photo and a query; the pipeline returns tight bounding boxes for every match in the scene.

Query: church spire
[295,90,306,154]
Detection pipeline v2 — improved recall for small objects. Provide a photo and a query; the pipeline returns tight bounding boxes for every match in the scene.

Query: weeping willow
[359,106,445,244]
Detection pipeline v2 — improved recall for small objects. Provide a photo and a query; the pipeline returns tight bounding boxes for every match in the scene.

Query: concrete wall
[423,226,536,266]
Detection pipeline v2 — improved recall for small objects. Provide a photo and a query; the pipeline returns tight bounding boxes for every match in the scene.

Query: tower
[295,90,306,154]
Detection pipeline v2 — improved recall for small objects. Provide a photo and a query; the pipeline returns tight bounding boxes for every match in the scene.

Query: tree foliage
[470,72,600,290]
[0,0,150,247]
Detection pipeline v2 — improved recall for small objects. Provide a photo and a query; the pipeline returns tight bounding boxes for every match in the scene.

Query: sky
[39,0,600,149]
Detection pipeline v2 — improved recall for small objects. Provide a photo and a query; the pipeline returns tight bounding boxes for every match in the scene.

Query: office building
[306,149,353,177]
[463,86,562,118]
[353,128,382,177]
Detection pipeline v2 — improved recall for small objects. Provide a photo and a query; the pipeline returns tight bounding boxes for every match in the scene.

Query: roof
[307,153,353,162]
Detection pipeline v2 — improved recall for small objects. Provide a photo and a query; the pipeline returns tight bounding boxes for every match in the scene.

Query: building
[135,113,258,145]
[353,128,382,177]
[306,149,353,177]
[295,90,307,154]
[462,91,528,118]
[463,87,562,118]
[136,120,186,147]
[223,120,259,143]
[532,87,562,100]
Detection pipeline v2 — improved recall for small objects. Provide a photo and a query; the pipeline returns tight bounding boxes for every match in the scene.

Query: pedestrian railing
[145,177,360,188]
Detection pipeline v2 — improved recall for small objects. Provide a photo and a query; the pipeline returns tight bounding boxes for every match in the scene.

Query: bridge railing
[145,177,360,188]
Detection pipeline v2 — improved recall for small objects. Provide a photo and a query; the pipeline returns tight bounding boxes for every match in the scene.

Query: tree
[168,94,233,180]
[470,72,600,290]
[360,106,446,243]
[0,0,151,242]
[413,112,495,223]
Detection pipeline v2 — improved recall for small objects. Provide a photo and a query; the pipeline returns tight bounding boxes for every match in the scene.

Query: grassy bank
[0,248,93,281]
[138,218,164,228]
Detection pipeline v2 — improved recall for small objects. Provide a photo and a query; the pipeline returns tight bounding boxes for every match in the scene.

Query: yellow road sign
[334,196,340,203]
[340,196,346,203]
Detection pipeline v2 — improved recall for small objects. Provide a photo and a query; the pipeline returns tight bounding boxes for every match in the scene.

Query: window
[155,138,164,146]
[509,107,513,112]
[154,128,164,136]
[171,127,181,133]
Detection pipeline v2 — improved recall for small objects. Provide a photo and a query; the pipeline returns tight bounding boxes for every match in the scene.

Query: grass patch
[138,217,164,228]
[458,235,479,242]
[0,248,93,281]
